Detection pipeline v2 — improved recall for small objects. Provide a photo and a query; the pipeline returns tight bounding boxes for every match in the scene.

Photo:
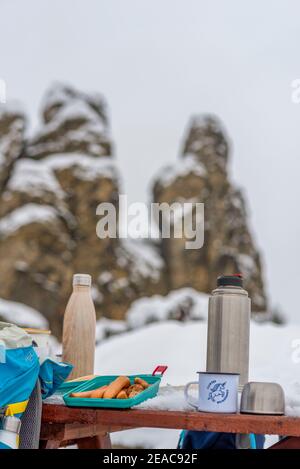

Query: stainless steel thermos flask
[206,274,251,388]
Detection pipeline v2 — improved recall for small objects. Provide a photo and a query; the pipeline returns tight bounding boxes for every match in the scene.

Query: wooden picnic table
[40,403,300,449]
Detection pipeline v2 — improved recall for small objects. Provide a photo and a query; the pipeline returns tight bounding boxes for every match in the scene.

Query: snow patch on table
[137,386,195,412]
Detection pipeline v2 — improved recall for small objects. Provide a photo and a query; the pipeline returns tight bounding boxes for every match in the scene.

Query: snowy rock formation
[0,104,26,194]
[0,84,165,336]
[0,86,268,336]
[152,115,267,312]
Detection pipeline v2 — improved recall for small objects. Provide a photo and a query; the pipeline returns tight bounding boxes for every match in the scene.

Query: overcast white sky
[1,0,300,322]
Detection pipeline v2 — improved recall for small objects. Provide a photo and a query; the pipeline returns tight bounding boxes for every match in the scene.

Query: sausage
[116,390,128,399]
[103,376,131,399]
[90,385,108,398]
[126,384,144,398]
[126,384,142,395]
[70,390,93,398]
[134,377,150,389]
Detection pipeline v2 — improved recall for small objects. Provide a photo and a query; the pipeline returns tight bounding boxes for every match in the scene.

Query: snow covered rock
[127,288,209,329]
[152,115,267,312]
[0,87,268,335]
[0,104,26,194]
[27,83,111,158]
[0,84,165,336]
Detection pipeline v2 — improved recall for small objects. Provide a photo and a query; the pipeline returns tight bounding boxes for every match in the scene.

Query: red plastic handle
[152,365,168,376]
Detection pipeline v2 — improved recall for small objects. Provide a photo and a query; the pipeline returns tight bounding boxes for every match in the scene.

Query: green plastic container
[63,374,162,409]
[58,380,89,393]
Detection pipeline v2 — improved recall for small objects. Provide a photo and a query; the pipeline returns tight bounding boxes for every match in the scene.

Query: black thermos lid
[217,274,243,288]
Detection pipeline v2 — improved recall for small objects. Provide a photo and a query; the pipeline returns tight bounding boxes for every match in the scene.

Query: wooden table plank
[269,437,300,449]
[40,422,136,440]
[77,433,111,449]
[42,404,300,437]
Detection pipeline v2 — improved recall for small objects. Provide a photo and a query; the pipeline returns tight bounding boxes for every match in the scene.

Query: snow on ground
[95,319,300,448]
[112,427,181,449]
[96,317,127,343]
[0,297,48,328]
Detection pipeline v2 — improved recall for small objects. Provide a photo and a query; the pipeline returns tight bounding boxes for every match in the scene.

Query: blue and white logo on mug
[207,380,229,404]
[184,372,239,413]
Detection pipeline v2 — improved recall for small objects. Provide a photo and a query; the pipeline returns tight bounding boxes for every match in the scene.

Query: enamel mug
[184,372,239,413]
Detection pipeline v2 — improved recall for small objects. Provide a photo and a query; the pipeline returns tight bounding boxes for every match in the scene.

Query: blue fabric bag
[0,322,73,449]
[0,323,40,420]
[178,430,265,449]
[39,359,73,399]
[0,323,40,449]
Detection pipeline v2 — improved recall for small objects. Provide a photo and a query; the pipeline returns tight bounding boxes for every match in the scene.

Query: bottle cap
[73,274,92,287]
[217,274,243,288]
